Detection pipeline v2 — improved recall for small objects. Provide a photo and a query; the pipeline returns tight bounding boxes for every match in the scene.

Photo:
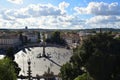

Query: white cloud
[86,16,120,28]
[27,4,63,17]
[1,3,66,20]
[87,16,120,24]
[74,2,120,15]
[1,2,120,29]
[59,1,70,14]
[7,0,23,4]
[73,2,120,29]
[0,2,84,29]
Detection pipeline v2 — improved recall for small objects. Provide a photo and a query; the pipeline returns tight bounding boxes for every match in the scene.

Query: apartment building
[0,34,21,49]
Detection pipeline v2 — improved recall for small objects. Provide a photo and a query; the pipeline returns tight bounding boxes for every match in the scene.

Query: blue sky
[0,0,120,29]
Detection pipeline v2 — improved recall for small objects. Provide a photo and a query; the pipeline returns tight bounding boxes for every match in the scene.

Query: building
[0,34,21,49]
[62,33,80,48]
[78,31,95,41]
[23,32,38,43]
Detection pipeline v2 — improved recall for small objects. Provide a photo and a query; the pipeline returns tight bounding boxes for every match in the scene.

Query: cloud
[74,2,120,15]
[73,2,120,29]
[1,2,69,20]
[0,2,84,29]
[7,0,23,4]
[0,9,30,21]
[27,4,63,17]
[59,1,70,14]
[0,9,15,20]
[85,16,120,28]
[1,1,120,29]
[87,16,120,24]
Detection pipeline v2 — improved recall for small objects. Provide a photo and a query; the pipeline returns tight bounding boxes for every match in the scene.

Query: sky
[0,0,120,29]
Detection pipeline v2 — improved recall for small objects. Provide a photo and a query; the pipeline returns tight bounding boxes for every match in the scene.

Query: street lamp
[27,58,32,80]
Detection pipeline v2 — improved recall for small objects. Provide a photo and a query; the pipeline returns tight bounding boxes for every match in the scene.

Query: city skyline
[0,0,120,29]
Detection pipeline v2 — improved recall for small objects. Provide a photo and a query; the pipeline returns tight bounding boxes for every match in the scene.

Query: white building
[62,33,80,48]
[0,35,21,49]
[40,32,52,42]
[23,32,38,43]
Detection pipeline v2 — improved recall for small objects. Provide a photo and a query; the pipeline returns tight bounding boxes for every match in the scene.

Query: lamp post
[27,58,32,80]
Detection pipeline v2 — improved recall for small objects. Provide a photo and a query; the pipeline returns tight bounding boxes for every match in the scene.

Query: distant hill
[81,28,120,32]
[0,28,120,32]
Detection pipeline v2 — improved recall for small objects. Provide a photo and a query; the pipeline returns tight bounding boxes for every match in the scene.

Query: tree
[81,33,120,80]
[51,31,61,43]
[19,32,28,45]
[43,67,56,80]
[46,31,66,46]
[37,32,41,42]
[0,58,17,80]
[74,73,92,80]
[5,47,15,60]
[5,47,21,76]
[19,32,24,44]
[60,62,74,80]
[60,33,120,80]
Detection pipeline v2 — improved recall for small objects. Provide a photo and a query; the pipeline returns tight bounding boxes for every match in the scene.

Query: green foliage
[42,67,56,80]
[60,62,83,80]
[19,32,24,44]
[42,32,46,42]
[46,31,66,46]
[51,31,61,43]
[0,58,17,80]
[74,73,92,80]
[37,32,41,42]
[60,62,74,80]
[60,33,120,80]
[5,47,15,60]
[5,47,21,76]
[78,33,120,80]
[12,61,21,76]
[19,32,28,44]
